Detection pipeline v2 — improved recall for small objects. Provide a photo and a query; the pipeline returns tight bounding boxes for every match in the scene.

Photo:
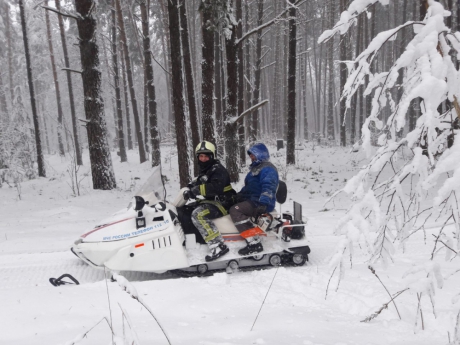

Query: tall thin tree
[55,0,83,166]
[286,0,297,165]
[339,0,348,146]
[249,0,264,143]
[168,0,190,187]
[19,0,46,177]
[4,1,14,105]
[236,0,245,166]
[179,0,200,174]
[111,0,127,163]
[140,0,161,167]
[115,0,147,164]
[44,0,65,157]
[200,0,216,144]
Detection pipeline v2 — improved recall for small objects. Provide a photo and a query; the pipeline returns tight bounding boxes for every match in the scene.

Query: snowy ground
[0,144,459,345]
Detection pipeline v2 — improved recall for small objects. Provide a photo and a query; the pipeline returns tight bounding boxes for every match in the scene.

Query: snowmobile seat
[276,181,287,204]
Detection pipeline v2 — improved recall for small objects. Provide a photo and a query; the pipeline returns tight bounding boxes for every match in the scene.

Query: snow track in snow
[0,251,174,289]
[0,234,335,289]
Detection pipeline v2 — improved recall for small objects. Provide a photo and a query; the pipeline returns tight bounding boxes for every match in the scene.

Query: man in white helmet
[182,141,236,261]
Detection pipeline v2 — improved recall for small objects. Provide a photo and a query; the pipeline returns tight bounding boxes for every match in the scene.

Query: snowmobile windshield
[134,167,166,205]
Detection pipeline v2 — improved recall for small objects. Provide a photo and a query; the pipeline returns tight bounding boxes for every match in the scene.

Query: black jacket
[189,160,236,205]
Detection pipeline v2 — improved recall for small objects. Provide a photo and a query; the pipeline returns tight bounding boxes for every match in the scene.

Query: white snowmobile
[71,167,310,275]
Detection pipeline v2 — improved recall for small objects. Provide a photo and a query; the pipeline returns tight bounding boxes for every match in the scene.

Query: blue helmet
[247,143,270,164]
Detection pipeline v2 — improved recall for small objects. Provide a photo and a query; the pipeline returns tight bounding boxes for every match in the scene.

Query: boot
[238,239,263,256]
[205,242,229,262]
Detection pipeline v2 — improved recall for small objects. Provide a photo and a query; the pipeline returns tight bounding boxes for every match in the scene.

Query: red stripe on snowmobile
[240,227,266,239]
[223,234,245,242]
[135,243,144,248]
[223,231,267,242]
[81,217,133,238]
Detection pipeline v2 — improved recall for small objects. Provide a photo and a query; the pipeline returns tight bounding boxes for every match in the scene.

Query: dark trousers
[229,201,257,233]
[177,205,206,244]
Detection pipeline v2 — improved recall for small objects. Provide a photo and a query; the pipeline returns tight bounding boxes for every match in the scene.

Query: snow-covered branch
[226,99,269,124]
[42,5,80,20]
[235,0,305,46]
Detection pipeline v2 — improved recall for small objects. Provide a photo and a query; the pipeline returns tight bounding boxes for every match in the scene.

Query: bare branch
[61,68,82,74]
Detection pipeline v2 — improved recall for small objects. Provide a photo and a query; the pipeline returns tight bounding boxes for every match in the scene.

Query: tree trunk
[19,0,46,178]
[168,0,190,188]
[250,0,264,143]
[273,1,281,139]
[119,42,133,150]
[286,0,296,165]
[236,0,245,166]
[100,25,118,147]
[115,0,147,163]
[55,0,83,165]
[200,0,216,144]
[0,53,9,123]
[300,52,309,142]
[339,0,348,146]
[111,0,127,163]
[44,0,65,157]
[140,0,161,167]
[365,3,375,120]
[179,0,200,174]
[351,14,363,144]
[225,17,239,183]
[74,0,116,190]
[158,0,173,128]
[326,2,335,141]
[215,31,223,140]
[4,2,14,105]
[244,0,251,145]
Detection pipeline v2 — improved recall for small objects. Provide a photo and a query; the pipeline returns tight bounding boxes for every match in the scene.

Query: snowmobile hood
[80,206,172,243]
[248,143,270,165]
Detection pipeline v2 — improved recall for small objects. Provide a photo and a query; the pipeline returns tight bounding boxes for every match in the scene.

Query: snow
[1,145,459,344]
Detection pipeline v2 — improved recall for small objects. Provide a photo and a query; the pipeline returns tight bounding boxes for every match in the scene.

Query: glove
[235,193,245,203]
[183,189,195,201]
[254,204,267,217]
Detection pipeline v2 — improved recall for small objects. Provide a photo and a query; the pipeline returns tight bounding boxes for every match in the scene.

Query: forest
[1,0,450,190]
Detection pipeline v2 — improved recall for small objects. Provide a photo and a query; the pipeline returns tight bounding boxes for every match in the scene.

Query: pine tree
[19,0,46,178]
[74,0,116,190]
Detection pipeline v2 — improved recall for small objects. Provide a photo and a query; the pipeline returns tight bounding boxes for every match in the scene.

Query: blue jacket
[239,143,279,212]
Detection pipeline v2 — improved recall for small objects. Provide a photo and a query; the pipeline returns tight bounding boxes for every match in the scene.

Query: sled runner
[71,167,310,274]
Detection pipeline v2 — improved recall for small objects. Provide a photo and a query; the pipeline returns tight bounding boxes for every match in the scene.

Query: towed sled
[71,168,310,275]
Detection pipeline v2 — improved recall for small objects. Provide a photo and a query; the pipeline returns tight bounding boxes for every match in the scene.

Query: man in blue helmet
[229,143,279,255]
[182,141,236,261]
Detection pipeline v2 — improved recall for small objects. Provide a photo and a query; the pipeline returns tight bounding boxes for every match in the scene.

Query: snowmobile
[71,167,310,275]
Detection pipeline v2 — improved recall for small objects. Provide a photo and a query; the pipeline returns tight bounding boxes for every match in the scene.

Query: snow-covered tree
[321,0,460,334]
[322,0,460,263]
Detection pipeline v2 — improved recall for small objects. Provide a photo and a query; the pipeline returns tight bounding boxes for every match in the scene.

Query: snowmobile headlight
[133,196,146,211]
